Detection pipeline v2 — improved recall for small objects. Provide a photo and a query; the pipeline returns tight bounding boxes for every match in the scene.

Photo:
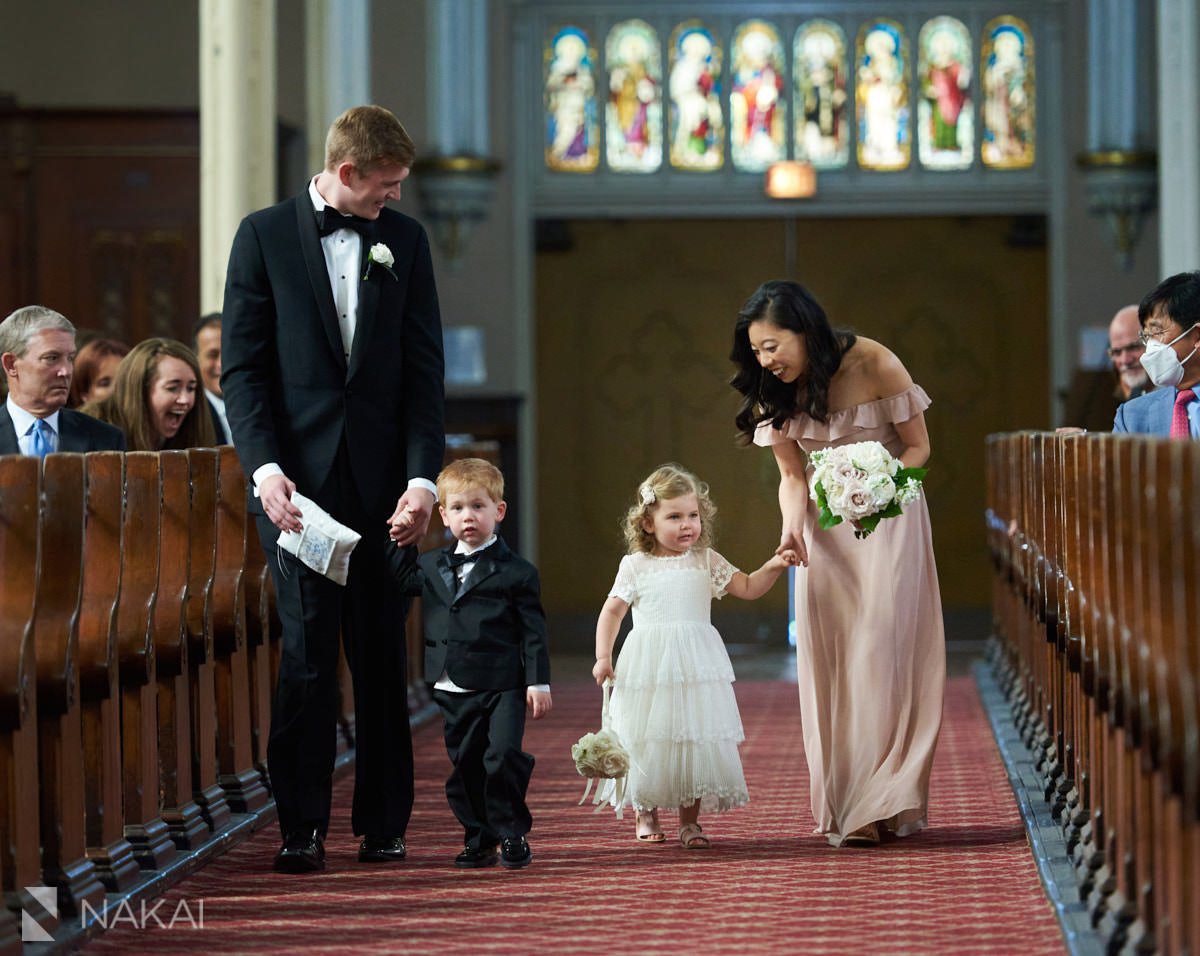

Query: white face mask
[1139,322,1200,388]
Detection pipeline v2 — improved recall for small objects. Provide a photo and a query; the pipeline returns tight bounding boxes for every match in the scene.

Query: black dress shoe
[274,827,325,873]
[500,837,531,869]
[454,844,499,869]
[358,835,407,862]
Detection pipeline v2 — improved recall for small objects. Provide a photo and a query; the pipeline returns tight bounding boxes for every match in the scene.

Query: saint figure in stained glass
[918,17,973,170]
[669,22,723,170]
[731,21,786,171]
[982,17,1035,169]
[545,26,599,172]
[856,20,909,170]
[794,20,848,169]
[606,20,662,173]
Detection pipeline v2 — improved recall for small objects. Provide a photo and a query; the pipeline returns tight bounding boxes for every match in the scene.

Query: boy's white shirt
[433,534,551,695]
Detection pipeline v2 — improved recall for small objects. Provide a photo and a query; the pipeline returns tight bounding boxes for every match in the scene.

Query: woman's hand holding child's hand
[593,657,615,686]
[770,550,799,571]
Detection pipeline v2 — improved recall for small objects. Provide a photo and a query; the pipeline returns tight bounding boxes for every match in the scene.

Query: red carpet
[84,676,1064,954]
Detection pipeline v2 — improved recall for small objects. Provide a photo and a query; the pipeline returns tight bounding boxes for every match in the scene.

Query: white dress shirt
[7,396,60,455]
[434,534,551,697]
[205,389,233,444]
[251,176,437,501]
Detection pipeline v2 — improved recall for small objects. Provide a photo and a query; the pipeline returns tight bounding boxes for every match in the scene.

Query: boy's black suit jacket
[417,537,551,691]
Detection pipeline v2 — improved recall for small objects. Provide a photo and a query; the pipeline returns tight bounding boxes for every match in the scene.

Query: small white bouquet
[571,679,632,816]
[809,440,927,539]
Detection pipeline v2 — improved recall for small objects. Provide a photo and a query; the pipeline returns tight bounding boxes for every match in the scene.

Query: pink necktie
[1171,387,1195,439]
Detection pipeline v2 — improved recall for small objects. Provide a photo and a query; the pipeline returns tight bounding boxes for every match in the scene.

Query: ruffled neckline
[753,383,931,446]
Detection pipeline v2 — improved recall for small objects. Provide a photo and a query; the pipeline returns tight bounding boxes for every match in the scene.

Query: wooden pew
[77,451,139,891]
[155,450,207,849]
[212,446,268,812]
[0,455,53,935]
[34,452,105,915]
[242,531,275,791]
[185,447,232,833]
[117,451,176,870]
[987,432,1200,954]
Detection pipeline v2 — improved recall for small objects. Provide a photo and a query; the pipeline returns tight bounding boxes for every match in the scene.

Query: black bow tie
[316,206,376,239]
[447,546,494,569]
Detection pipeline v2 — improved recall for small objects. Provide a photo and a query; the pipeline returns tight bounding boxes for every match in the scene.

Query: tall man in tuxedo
[0,305,126,455]
[222,105,445,873]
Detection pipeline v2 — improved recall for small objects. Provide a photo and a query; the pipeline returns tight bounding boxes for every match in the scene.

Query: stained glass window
[544,26,599,172]
[982,16,1035,169]
[918,17,973,170]
[668,20,723,171]
[856,19,910,171]
[605,20,662,173]
[793,20,849,169]
[730,20,786,171]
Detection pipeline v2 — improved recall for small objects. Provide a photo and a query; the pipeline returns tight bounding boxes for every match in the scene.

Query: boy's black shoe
[500,837,532,869]
[454,844,499,868]
[274,827,325,873]
[358,835,407,862]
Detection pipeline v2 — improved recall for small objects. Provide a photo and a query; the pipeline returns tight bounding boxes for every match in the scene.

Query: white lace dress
[599,548,750,814]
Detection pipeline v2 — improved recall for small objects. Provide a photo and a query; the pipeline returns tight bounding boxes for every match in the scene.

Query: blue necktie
[28,418,53,459]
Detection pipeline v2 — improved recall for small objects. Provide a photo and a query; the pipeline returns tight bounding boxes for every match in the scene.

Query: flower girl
[593,464,795,848]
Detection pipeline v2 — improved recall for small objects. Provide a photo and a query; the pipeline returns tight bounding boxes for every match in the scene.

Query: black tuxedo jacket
[221,191,445,517]
[0,405,126,454]
[418,538,551,692]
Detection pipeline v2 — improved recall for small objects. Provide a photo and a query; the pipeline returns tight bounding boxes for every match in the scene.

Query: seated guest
[82,338,215,450]
[1114,271,1200,438]
[68,337,130,408]
[0,305,126,454]
[1108,305,1152,402]
[194,312,231,444]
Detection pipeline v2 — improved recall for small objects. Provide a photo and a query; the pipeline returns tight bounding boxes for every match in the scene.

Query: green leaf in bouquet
[895,466,928,483]
[877,501,903,520]
[818,504,842,530]
[855,514,883,538]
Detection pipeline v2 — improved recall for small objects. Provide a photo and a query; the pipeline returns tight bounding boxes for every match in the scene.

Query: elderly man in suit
[222,105,445,873]
[1114,271,1200,438]
[0,305,125,455]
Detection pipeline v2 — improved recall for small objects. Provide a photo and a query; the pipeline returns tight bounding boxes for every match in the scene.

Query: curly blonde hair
[622,463,717,555]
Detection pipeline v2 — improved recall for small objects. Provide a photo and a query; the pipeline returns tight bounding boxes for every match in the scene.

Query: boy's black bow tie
[316,207,376,238]
[447,546,494,568]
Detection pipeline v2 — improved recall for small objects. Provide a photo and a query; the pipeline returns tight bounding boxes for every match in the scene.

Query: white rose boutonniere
[363,242,397,281]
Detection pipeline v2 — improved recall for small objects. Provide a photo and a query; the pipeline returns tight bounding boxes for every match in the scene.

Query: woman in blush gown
[729,280,945,847]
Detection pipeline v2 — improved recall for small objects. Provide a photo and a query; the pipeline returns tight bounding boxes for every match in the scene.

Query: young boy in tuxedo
[418,458,551,868]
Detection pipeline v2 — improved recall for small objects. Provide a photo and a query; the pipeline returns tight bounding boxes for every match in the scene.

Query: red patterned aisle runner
[84,676,1064,954]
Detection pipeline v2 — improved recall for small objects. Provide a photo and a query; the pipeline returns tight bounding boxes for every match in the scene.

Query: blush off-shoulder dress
[599,548,751,814]
[755,384,946,845]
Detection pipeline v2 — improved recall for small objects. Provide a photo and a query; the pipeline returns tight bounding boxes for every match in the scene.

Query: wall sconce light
[765,161,816,199]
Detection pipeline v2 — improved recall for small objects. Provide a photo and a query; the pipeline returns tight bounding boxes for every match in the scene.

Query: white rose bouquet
[808,440,927,539]
[572,679,632,816]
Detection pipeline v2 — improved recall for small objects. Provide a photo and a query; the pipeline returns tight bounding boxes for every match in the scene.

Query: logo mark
[21,886,58,943]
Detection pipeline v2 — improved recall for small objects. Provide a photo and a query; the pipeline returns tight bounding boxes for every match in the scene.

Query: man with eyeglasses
[1107,304,1152,402]
[1113,271,1200,438]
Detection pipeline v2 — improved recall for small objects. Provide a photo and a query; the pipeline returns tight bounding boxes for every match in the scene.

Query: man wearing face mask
[1113,271,1200,437]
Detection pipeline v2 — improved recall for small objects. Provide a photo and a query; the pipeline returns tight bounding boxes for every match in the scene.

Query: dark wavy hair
[730,280,856,441]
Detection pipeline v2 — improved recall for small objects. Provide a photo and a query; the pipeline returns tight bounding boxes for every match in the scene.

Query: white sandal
[679,823,711,849]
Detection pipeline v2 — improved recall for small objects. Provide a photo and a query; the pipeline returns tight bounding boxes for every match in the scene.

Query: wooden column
[34,453,105,915]
[186,448,231,833]
[156,450,207,850]
[117,452,176,870]
[0,456,52,935]
[77,452,139,892]
[212,447,268,812]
